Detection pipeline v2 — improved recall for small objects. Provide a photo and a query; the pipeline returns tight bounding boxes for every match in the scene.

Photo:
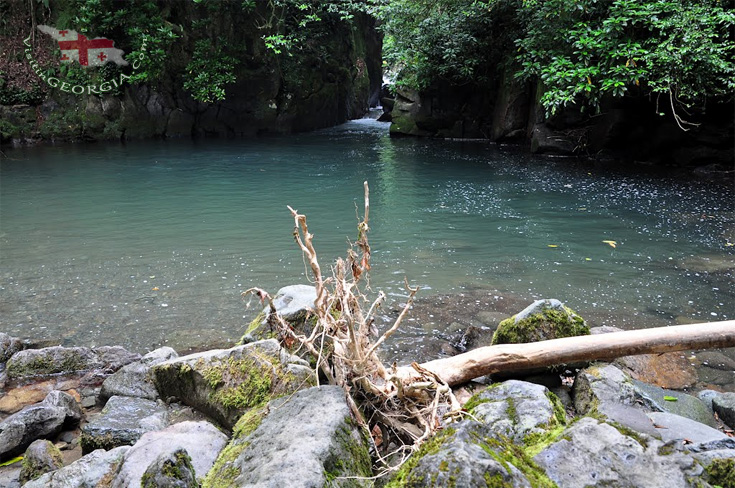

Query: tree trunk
[409,320,735,387]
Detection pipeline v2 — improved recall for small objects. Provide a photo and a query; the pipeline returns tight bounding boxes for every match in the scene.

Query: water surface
[1,119,733,368]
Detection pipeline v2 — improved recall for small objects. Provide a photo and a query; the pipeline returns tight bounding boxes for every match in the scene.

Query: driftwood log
[407,320,735,387]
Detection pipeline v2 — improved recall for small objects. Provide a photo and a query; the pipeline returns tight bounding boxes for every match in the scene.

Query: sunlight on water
[1,119,733,359]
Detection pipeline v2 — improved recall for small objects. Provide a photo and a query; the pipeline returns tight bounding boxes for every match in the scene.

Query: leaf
[663,395,678,402]
[0,456,22,467]
[602,240,617,248]
[547,244,559,248]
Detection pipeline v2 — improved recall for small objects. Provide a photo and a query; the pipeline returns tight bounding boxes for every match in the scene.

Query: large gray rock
[269,284,317,323]
[23,446,130,488]
[492,298,589,345]
[535,417,703,488]
[203,385,371,488]
[0,391,81,459]
[712,392,735,429]
[6,345,139,380]
[0,333,24,363]
[101,347,178,401]
[632,379,715,427]
[111,420,227,488]
[151,339,314,430]
[573,364,661,438]
[647,412,728,444]
[19,439,64,484]
[468,380,560,443]
[80,396,169,453]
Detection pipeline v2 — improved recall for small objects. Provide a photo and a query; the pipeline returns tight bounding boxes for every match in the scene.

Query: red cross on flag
[37,25,129,67]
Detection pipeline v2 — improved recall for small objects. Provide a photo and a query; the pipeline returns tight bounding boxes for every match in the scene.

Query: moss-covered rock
[491,299,589,345]
[19,439,64,484]
[705,458,735,488]
[141,448,200,488]
[151,339,314,430]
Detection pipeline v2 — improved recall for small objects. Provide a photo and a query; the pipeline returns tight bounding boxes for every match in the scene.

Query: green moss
[202,441,249,488]
[324,419,373,486]
[484,473,514,488]
[202,365,225,389]
[546,391,567,425]
[439,460,449,472]
[385,427,456,488]
[606,420,649,449]
[463,383,504,413]
[706,458,735,488]
[505,397,517,423]
[209,357,274,410]
[232,404,267,439]
[19,441,63,483]
[238,311,267,344]
[522,424,567,459]
[492,306,588,345]
[478,437,558,488]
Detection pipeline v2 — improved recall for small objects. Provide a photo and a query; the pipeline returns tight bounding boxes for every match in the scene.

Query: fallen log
[411,320,735,387]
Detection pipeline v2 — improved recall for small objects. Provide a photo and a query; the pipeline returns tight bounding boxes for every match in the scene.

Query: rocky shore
[1,294,735,487]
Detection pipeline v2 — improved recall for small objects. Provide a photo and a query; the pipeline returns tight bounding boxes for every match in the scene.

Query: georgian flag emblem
[37,25,129,67]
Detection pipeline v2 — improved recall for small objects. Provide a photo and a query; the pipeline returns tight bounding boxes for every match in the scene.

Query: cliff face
[0,1,382,145]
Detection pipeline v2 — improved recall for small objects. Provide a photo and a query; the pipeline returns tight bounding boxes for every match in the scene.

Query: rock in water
[492,299,589,345]
[19,440,64,484]
[203,385,372,488]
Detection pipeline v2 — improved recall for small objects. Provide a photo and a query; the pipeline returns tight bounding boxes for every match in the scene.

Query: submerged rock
[204,385,372,488]
[492,299,589,345]
[151,339,314,430]
[80,396,169,454]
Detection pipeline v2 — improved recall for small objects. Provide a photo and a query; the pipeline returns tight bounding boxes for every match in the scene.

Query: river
[1,118,733,377]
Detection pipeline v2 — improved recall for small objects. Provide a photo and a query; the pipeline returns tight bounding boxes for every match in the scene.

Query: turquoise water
[1,118,733,360]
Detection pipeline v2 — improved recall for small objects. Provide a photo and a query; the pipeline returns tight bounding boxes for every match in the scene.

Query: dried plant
[243,181,462,471]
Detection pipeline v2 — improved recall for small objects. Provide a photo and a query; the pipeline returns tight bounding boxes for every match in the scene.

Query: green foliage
[516,0,735,118]
[183,39,238,103]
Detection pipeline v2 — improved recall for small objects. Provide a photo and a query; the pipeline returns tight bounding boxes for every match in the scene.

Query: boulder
[0,391,81,459]
[101,347,178,401]
[19,440,64,484]
[529,123,576,155]
[111,421,227,488]
[615,353,697,389]
[492,299,589,345]
[203,385,372,488]
[6,345,140,381]
[241,284,317,343]
[80,396,169,454]
[23,446,130,488]
[632,380,715,427]
[535,417,703,488]
[712,392,735,429]
[151,339,314,430]
[140,448,199,488]
[0,333,24,363]
[647,412,728,444]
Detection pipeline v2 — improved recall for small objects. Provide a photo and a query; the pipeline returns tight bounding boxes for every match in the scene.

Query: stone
[535,417,702,488]
[698,389,721,412]
[647,412,728,444]
[0,333,24,363]
[6,345,139,381]
[23,446,130,488]
[101,347,178,401]
[203,385,372,488]
[632,380,716,427]
[615,353,697,389]
[80,396,169,454]
[492,299,589,345]
[242,285,318,343]
[696,351,735,371]
[530,123,575,155]
[19,440,64,484]
[111,421,227,488]
[151,339,314,430]
[0,391,81,459]
[467,380,560,443]
[572,364,661,438]
[713,392,735,429]
[140,448,199,488]
[93,346,142,371]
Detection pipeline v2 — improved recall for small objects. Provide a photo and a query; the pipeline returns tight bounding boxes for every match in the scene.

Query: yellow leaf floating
[152,287,160,291]
[602,240,617,248]
[0,456,23,467]
[547,244,559,248]
[585,258,592,261]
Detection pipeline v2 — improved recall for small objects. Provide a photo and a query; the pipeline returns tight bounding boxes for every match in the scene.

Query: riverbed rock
[712,392,735,429]
[80,396,169,453]
[632,379,715,427]
[534,417,703,488]
[139,448,199,488]
[101,347,178,402]
[6,345,140,381]
[111,421,227,487]
[492,299,589,345]
[0,390,81,459]
[241,285,318,343]
[151,339,314,430]
[615,352,698,389]
[0,333,24,363]
[647,412,728,444]
[203,385,371,488]
[23,446,130,488]
[18,439,64,484]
